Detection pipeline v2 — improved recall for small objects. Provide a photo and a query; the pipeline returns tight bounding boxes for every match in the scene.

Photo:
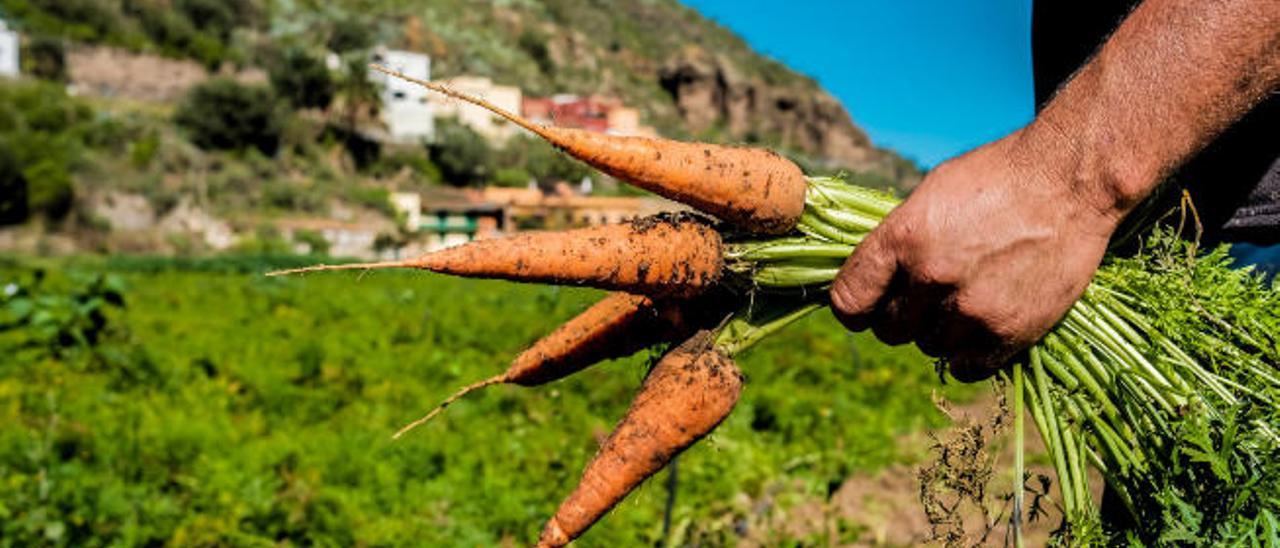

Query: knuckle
[829,279,863,316]
[912,259,960,287]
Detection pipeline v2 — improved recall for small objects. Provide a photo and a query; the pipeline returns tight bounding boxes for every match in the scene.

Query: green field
[0,256,975,546]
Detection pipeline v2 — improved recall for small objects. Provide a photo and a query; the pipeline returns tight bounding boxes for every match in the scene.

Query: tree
[0,142,28,225]
[174,78,283,155]
[429,118,494,186]
[500,135,591,185]
[327,18,373,54]
[270,48,334,110]
[330,57,383,167]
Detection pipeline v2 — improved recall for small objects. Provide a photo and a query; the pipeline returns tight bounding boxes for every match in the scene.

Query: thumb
[830,230,898,332]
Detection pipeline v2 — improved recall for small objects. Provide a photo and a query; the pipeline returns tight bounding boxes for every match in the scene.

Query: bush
[364,150,442,185]
[233,225,292,254]
[428,118,494,186]
[129,131,161,169]
[174,78,283,155]
[270,48,334,110]
[261,180,326,213]
[21,35,67,82]
[292,229,330,256]
[343,186,393,216]
[23,158,74,219]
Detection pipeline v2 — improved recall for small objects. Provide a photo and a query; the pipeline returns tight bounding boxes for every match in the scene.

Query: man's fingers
[830,232,898,332]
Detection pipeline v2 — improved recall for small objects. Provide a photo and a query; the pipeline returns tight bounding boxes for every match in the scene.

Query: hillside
[3,0,916,174]
[0,0,920,256]
[371,0,916,177]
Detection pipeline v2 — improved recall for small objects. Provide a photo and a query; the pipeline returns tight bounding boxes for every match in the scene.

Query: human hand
[829,124,1132,380]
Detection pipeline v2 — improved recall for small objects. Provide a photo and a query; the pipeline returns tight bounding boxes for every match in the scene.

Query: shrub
[270,48,334,110]
[174,78,283,155]
[292,229,330,256]
[365,150,442,185]
[129,131,161,169]
[343,186,393,216]
[233,225,292,254]
[261,180,326,213]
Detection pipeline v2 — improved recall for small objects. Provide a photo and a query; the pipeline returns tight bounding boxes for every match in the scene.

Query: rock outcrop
[658,49,897,174]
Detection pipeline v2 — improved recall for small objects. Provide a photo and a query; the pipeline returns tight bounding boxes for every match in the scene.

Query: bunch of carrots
[272,66,1280,545]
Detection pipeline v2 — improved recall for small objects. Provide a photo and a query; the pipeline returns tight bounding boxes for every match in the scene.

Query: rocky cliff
[658,48,892,173]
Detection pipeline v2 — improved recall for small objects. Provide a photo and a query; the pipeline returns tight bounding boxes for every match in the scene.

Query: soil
[728,391,1102,547]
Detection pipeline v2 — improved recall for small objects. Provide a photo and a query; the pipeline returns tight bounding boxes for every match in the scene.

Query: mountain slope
[1,0,920,185]
[359,0,918,179]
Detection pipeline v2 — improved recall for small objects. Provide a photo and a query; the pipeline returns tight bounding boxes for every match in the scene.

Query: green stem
[809,204,881,234]
[726,240,856,262]
[750,265,841,288]
[805,176,900,217]
[1032,348,1077,515]
[714,302,823,356]
[797,213,864,245]
[1012,363,1026,548]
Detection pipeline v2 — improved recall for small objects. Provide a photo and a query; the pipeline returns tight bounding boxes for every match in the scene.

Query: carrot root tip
[264,259,423,277]
[391,375,505,439]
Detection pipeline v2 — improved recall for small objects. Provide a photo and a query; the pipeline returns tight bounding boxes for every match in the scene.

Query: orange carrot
[269,216,723,298]
[370,64,807,234]
[537,331,743,547]
[393,289,735,438]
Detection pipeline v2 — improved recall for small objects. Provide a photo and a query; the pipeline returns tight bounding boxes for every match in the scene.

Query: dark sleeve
[1032,0,1280,245]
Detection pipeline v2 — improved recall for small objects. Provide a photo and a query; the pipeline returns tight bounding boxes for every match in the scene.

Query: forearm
[1027,0,1280,221]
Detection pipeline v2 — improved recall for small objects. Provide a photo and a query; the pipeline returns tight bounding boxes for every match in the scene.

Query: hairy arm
[830,0,1280,376]
[1043,0,1280,215]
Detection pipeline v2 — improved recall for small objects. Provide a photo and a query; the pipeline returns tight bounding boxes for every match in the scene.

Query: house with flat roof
[434,75,524,143]
[370,48,435,143]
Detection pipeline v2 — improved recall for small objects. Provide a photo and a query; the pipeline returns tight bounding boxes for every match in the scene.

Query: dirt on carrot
[270,215,725,298]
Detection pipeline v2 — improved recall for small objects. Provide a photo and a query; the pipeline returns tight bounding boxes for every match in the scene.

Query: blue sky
[681,0,1035,168]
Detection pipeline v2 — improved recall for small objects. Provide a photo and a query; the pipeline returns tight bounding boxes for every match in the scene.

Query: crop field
[0,256,976,546]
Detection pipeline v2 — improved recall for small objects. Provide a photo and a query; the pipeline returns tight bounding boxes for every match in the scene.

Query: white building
[433,75,524,143]
[0,20,19,78]
[370,48,435,143]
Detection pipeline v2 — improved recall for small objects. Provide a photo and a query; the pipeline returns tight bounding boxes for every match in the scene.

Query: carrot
[393,289,735,438]
[537,331,743,547]
[268,215,723,298]
[370,64,807,234]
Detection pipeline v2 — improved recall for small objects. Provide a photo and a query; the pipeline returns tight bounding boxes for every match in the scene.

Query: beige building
[433,75,524,143]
